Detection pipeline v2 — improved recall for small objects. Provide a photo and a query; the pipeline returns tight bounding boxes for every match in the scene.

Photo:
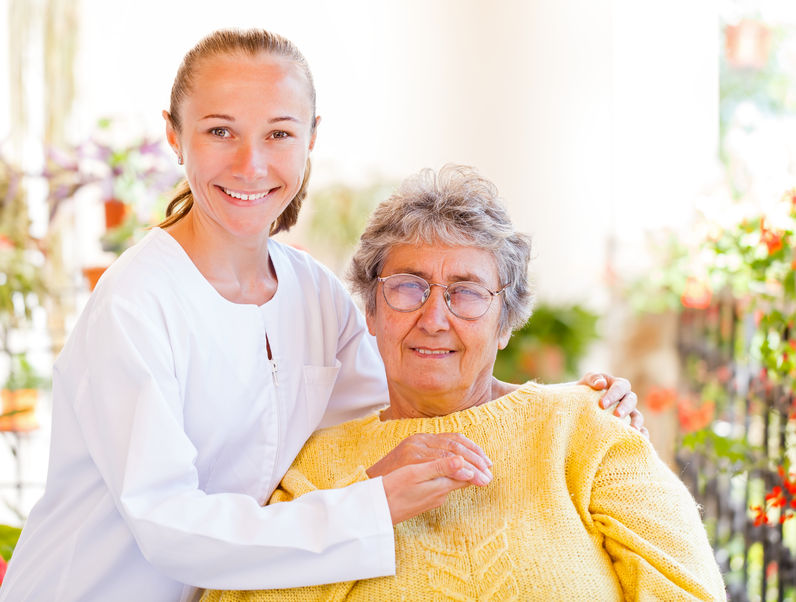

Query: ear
[163,110,180,156]
[365,308,377,337]
[497,327,511,350]
[308,115,321,151]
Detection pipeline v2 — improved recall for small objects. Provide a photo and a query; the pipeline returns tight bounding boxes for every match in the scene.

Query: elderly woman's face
[367,243,511,417]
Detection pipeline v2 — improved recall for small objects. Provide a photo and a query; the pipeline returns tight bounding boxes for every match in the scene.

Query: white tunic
[0,228,394,602]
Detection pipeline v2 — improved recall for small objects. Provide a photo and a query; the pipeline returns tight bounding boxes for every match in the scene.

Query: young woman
[0,30,641,601]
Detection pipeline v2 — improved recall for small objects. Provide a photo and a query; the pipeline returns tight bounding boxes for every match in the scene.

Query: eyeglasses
[376,273,508,320]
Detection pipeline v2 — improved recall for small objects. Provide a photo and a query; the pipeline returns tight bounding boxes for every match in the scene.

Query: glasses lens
[382,275,428,311]
[447,282,492,319]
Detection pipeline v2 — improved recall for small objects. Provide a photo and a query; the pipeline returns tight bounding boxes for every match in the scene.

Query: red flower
[760,218,784,254]
[677,397,715,432]
[681,277,712,309]
[646,387,677,412]
[751,504,770,526]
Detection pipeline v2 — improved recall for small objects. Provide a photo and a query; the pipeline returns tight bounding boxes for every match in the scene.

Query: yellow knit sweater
[202,383,726,601]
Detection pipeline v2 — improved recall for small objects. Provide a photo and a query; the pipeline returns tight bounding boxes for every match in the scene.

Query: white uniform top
[0,228,394,602]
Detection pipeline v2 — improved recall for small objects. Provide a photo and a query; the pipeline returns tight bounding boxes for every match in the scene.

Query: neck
[382,374,510,420]
[165,213,277,305]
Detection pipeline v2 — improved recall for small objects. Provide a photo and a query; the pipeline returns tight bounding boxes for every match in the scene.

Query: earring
[177,155,184,166]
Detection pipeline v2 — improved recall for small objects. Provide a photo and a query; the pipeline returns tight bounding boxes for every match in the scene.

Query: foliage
[0,523,21,562]
[0,158,46,336]
[493,303,600,384]
[4,353,47,392]
[637,188,796,536]
[43,119,181,253]
[308,180,395,268]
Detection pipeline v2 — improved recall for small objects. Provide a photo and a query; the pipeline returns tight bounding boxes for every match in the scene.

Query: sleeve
[587,430,727,600]
[200,464,370,602]
[72,293,395,589]
[316,275,388,429]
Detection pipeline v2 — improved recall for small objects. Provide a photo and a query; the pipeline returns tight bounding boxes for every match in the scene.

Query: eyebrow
[398,268,490,285]
[200,113,300,124]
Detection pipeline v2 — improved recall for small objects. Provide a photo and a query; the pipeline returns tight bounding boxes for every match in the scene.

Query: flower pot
[725,19,771,69]
[82,265,108,291]
[104,198,128,230]
[0,388,39,432]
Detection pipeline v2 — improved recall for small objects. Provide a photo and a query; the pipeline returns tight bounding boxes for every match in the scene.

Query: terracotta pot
[0,388,39,432]
[725,20,771,69]
[82,265,108,291]
[104,198,128,230]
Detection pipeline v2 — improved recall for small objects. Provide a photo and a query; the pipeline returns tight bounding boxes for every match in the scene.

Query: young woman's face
[166,52,318,239]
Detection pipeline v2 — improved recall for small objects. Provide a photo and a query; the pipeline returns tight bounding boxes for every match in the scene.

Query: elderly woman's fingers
[382,456,491,525]
[366,433,492,480]
[432,433,492,470]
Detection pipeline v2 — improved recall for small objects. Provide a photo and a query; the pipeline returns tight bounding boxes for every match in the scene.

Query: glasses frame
[376,273,508,320]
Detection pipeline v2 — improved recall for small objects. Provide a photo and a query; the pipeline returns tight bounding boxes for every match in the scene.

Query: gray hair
[348,164,533,333]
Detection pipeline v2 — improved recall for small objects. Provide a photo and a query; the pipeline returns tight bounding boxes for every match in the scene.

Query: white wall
[67,0,718,303]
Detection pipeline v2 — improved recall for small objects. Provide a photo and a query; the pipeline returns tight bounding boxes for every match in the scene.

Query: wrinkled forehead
[381,242,501,286]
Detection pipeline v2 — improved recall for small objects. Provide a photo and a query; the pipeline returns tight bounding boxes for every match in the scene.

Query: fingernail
[594,377,607,387]
[478,470,492,486]
[615,408,626,418]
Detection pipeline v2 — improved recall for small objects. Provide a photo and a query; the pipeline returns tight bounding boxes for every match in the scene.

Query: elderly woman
[203,165,725,601]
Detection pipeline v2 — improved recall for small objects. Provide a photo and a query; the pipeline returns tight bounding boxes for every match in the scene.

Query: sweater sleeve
[587,429,726,600]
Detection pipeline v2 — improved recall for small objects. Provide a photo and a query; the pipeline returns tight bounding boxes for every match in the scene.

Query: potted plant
[42,120,182,290]
[0,353,46,432]
[493,302,600,384]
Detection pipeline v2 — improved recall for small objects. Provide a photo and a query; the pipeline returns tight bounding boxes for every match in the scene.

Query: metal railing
[676,299,796,601]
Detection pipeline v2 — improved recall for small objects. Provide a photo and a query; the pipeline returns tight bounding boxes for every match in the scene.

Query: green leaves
[0,524,21,562]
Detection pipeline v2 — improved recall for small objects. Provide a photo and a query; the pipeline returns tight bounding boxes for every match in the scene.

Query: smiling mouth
[413,348,454,356]
[221,187,273,201]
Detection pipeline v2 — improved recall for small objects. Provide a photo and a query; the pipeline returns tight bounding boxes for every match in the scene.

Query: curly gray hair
[348,164,533,333]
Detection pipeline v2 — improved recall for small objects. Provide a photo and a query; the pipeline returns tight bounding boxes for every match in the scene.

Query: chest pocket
[302,361,341,431]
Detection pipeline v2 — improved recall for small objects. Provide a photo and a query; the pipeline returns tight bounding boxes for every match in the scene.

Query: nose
[416,285,450,333]
[233,139,268,180]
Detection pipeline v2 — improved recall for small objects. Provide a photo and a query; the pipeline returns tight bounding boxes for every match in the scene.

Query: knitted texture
[202,383,726,601]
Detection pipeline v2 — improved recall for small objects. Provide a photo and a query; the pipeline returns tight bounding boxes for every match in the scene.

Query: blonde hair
[158,29,316,235]
[348,164,534,333]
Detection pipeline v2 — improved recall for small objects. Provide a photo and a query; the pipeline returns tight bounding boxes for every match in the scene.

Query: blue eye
[449,284,489,301]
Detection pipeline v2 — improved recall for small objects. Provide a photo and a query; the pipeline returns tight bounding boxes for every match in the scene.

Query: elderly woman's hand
[366,433,493,483]
[578,372,648,438]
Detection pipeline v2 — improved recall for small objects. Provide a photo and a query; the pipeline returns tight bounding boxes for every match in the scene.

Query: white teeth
[416,349,450,355]
[223,188,269,201]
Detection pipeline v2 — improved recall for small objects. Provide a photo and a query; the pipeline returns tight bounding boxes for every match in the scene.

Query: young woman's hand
[380,455,488,524]
[367,433,493,524]
[578,372,648,438]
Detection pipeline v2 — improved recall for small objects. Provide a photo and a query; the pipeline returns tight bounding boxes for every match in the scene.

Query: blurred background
[1,0,796,598]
